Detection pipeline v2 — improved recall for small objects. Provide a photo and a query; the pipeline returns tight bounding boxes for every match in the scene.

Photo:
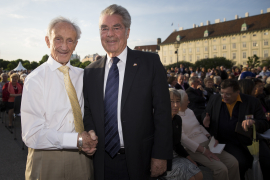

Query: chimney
[193,24,196,28]
[215,19,220,23]
[157,38,161,45]
[224,18,226,22]
[206,20,210,25]
[235,15,238,19]
[173,29,177,32]
[267,8,270,13]
[200,22,203,26]
[196,25,199,28]
[179,27,183,31]
[245,12,249,17]
[261,10,263,14]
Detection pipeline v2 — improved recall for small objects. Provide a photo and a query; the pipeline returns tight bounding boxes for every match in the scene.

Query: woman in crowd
[168,76,177,88]
[213,76,222,92]
[252,78,269,112]
[206,69,212,77]
[2,73,22,128]
[163,88,203,180]
[196,67,201,77]
[20,74,27,86]
[177,89,240,180]
[204,77,217,101]
[234,68,241,78]
[184,73,189,83]
[238,79,255,95]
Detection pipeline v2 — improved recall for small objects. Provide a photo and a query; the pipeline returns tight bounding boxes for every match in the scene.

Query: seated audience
[239,67,255,79]
[204,77,217,101]
[228,74,235,80]
[175,74,189,90]
[177,89,240,180]
[168,76,177,88]
[213,76,221,92]
[184,73,189,83]
[238,79,255,95]
[220,66,228,80]
[259,66,270,77]
[203,79,269,180]
[163,88,203,180]
[252,78,269,112]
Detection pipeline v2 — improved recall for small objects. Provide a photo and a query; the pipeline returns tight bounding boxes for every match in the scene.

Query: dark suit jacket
[177,68,186,74]
[83,47,173,180]
[202,93,269,146]
[175,83,189,90]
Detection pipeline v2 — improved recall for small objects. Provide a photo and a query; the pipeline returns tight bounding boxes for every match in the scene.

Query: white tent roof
[13,62,27,71]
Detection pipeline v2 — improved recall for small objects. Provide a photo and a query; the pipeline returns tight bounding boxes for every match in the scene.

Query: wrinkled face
[45,22,78,65]
[170,94,180,116]
[220,87,239,104]
[11,76,18,83]
[100,14,130,58]
[205,80,214,88]
[178,75,184,84]
[180,93,189,111]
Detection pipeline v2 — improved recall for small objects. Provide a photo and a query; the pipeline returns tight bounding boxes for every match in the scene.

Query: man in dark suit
[175,74,189,90]
[177,64,185,74]
[203,79,269,180]
[83,4,172,180]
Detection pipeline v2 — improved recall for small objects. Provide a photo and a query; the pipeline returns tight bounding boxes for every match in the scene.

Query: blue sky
[0,0,270,62]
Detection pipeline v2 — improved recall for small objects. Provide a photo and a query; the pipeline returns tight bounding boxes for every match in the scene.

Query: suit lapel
[121,47,140,111]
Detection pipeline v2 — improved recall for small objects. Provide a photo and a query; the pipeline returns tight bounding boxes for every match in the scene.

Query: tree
[247,55,260,68]
[23,62,31,70]
[70,59,81,67]
[31,61,39,70]
[80,61,91,69]
[39,54,49,65]
[165,61,194,70]
[194,57,234,70]
[7,63,16,70]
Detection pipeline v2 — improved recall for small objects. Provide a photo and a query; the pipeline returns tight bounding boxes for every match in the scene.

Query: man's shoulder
[26,62,48,80]
[128,48,160,61]
[240,93,258,103]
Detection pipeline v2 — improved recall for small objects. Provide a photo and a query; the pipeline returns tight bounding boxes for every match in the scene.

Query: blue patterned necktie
[104,57,120,158]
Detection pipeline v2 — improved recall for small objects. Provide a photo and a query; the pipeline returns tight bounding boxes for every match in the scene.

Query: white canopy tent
[13,61,27,71]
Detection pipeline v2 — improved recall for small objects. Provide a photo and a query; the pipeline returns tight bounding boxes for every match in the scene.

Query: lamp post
[174,35,180,67]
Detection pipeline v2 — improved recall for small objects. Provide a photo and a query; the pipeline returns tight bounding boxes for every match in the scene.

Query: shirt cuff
[62,133,78,149]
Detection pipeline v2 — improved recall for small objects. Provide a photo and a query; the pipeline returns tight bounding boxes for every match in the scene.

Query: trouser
[25,148,94,180]
[186,140,240,180]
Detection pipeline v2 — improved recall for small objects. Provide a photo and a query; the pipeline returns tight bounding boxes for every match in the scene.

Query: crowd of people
[166,64,270,180]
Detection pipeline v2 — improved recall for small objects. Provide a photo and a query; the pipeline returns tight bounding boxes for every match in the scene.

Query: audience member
[213,76,221,92]
[238,79,255,95]
[264,77,270,95]
[252,78,269,112]
[178,64,186,74]
[0,73,9,97]
[228,74,235,80]
[204,77,217,101]
[259,66,270,77]
[220,66,228,80]
[184,73,189,83]
[175,74,189,90]
[196,67,201,77]
[168,76,177,88]
[239,67,255,80]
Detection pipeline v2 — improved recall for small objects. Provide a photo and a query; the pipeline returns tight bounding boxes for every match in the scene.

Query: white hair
[189,76,198,86]
[1,73,8,78]
[266,77,270,84]
[214,76,221,84]
[46,16,81,41]
[20,74,27,81]
[99,4,131,29]
[177,89,187,105]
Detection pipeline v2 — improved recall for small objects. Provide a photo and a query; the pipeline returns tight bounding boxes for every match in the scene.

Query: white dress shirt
[103,47,127,147]
[21,56,84,150]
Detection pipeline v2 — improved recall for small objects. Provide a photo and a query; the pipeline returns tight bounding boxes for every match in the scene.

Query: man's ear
[45,36,50,48]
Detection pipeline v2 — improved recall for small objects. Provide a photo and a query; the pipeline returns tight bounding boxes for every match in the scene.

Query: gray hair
[177,89,187,105]
[189,76,198,86]
[1,73,8,78]
[46,16,81,41]
[20,74,27,81]
[266,77,270,84]
[99,4,131,29]
[214,76,221,84]
[169,88,181,100]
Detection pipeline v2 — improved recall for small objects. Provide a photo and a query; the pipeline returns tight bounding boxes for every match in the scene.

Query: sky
[0,0,270,62]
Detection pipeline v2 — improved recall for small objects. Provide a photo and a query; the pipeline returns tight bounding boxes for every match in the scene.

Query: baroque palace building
[157,9,270,66]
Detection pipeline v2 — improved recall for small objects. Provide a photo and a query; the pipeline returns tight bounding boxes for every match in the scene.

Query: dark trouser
[224,143,253,180]
[258,137,270,180]
[104,152,130,180]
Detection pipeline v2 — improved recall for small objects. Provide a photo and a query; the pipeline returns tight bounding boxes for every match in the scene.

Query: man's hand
[242,119,255,131]
[197,85,204,91]
[150,158,167,177]
[78,131,98,156]
[203,113,210,127]
[203,149,220,162]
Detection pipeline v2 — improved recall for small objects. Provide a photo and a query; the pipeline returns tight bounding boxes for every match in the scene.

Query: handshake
[77,130,98,156]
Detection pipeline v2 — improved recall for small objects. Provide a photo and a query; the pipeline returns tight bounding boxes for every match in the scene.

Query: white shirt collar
[47,55,72,72]
[106,46,127,65]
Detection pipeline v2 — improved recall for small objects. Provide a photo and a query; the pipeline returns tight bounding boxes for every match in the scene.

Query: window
[232,53,236,59]
[253,41,258,47]
[213,39,216,42]
[205,55,208,58]
[163,51,166,55]
[213,45,217,51]
[170,50,172,55]
[243,42,246,48]
[243,35,246,38]
[213,54,217,58]
[222,45,226,50]
[189,48,192,53]
[197,42,199,44]
[163,57,166,63]
[264,50,269,58]
[264,32,268,35]
[183,43,186,46]
[183,49,186,53]
[223,38,226,41]
[253,51,257,55]
[205,47,208,51]
[264,40,268,46]
[232,36,236,39]
[243,52,246,58]
[223,53,226,58]
[253,34,257,37]
[183,56,186,61]
[196,47,200,52]
[243,62,247,65]
[189,55,192,62]
[205,41,207,43]
[232,43,236,49]
[170,57,172,63]
[197,56,200,60]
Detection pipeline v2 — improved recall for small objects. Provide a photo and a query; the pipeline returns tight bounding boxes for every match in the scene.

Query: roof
[134,45,158,52]
[161,12,270,45]
[13,62,27,71]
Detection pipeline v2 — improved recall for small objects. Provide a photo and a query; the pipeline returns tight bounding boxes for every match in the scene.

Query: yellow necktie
[58,66,84,133]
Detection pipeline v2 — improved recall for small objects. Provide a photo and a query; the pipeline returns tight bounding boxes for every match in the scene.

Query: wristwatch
[78,135,83,151]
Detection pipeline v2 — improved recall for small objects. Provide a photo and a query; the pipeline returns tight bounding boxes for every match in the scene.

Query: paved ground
[0,114,27,180]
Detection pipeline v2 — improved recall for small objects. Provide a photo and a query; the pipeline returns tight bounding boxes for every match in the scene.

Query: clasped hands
[78,130,98,156]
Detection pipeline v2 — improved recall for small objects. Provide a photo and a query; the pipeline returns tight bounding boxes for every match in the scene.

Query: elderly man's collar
[47,55,72,72]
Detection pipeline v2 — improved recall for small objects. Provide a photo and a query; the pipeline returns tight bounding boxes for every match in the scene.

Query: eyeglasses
[219,92,233,97]
[100,26,124,34]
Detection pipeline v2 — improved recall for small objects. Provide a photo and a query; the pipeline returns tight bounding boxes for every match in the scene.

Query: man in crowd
[203,79,269,180]
[239,67,255,79]
[186,76,206,123]
[21,17,97,179]
[175,74,189,90]
[220,66,228,80]
[83,4,172,180]
[259,66,270,77]
[0,73,9,97]
[178,64,186,74]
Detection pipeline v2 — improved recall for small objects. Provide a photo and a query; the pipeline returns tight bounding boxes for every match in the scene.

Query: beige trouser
[25,148,94,180]
[186,140,240,180]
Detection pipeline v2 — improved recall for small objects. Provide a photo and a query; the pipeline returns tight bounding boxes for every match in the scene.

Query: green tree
[194,57,234,70]
[39,54,49,65]
[23,62,31,70]
[0,59,10,70]
[7,63,16,70]
[31,61,39,70]
[79,61,91,69]
[70,59,81,67]
[261,57,270,67]
[247,55,260,67]
[165,61,194,70]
